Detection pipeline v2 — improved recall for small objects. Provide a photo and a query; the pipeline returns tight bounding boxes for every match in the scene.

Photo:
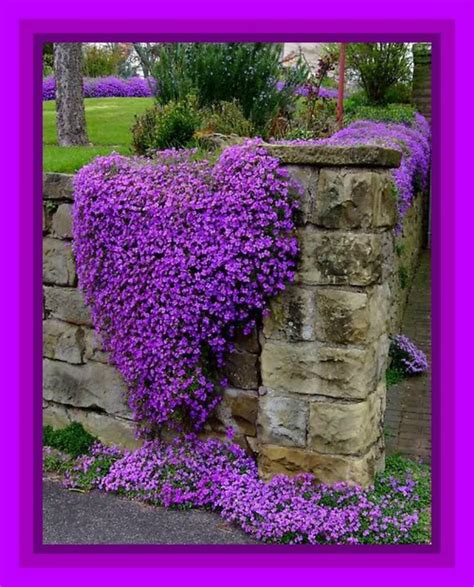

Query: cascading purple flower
[43,76,156,101]
[72,140,298,432]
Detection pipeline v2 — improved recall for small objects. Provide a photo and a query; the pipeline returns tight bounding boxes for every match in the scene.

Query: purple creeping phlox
[64,435,424,545]
[43,76,157,100]
[277,113,431,227]
[390,334,429,375]
[73,140,299,433]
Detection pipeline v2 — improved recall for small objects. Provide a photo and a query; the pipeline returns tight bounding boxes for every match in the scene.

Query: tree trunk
[54,43,89,146]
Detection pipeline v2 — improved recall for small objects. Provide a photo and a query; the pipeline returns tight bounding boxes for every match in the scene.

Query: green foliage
[82,44,123,77]
[43,43,54,77]
[386,366,405,387]
[346,103,416,126]
[43,422,97,458]
[385,83,413,104]
[152,43,309,135]
[346,43,412,105]
[67,454,118,491]
[288,96,338,139]
[200,100,254,137]
[395,243,406,258]
[399,265,409,290]
[131,98,201,155]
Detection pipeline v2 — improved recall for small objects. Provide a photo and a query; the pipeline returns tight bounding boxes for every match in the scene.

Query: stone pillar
[412,43,431,123]
[257,144,401,486]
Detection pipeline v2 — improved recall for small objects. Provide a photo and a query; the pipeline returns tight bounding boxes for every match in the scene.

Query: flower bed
[43,76,156,101]
[73,141,298,433]
[62,434,430,545]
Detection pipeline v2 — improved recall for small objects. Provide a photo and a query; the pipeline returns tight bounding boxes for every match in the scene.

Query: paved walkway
[385,251,431,462]
[43,478,257,544]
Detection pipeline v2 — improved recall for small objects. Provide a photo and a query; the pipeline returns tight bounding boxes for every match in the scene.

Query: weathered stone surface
[43,173,74,200]
[261,339,379,399]
[285,165,318,225]
[223,350,259,390]
[308,387,383,455]
[211,388,259,436]
[51,203,74,239]
[233,327,260,353]
[44,286,92,325]
[366,283,391,341]
[297,227,384,286]
[43,319,85,364]
[315,288,369,344]
[84,328,109,364]
[43,358,131,417]
[43,238,76,286]
[314,168,397,229]
[265,144,402,168]
[43,401,140,449]
[258,390,308,447]
[43,203,56,234]
[263,285,316,342]
[258,444,378,486]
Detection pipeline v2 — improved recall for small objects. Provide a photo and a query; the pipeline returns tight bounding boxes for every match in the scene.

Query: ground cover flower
[389,334,429,375]
[63,435,430,545]
[43,76,156,100]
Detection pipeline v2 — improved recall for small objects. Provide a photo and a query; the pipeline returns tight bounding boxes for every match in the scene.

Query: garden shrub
[131,99,201,154]
[346,43,412,105]
[73,140,298,433]
[346,103,416,126]
[200,100,255,137]
[82,45,124,78]
[152,43,308,135]
[64,435,431,544]
[389,334,428,376]
[43,422,97,458]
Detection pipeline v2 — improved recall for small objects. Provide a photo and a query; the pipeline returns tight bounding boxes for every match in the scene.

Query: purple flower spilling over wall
[64,435,423,545]
[43,76,156,101]
[73,140,298,433]
[277,113,431,225]
[390,334,429,375]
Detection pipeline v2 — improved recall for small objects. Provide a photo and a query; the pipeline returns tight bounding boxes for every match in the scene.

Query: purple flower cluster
[278,114,431,224]
[64,435,423,545]
[276,80,339,99]
[43,76,156,101]
[73,141,298,432]
[390,334,429,375]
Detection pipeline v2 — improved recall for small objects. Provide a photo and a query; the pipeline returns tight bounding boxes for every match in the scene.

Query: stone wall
[412,44,431,123]
[43,143,410,485]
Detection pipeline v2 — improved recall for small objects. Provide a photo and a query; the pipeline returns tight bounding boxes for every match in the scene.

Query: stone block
[258,444,378,486]
[43,173,74,200]
[44,286,92,326]
[43,401,140,449]
[84,328,109,364]
[233,327,260,353]
[43,358,131,417]
[263,285,316,342]
[51,203,74,239]
[314,168,397,229]
[43,237,76,286]
[285,165,318,225]
[315,288,369,344]
[43,319,85,364]
[211,388,259,436]
[261,339,379,399]
[222,350,259,390]
[297,227,384,286]
[308,387,384,455]
[257,390,308,447]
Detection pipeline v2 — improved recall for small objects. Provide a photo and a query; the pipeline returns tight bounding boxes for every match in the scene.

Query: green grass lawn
[43,97,153,173]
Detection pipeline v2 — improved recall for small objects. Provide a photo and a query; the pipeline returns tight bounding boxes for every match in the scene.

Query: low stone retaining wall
[43,143,422,485]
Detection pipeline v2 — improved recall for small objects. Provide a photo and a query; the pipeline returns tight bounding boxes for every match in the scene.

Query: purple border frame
[1,1,472,585]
